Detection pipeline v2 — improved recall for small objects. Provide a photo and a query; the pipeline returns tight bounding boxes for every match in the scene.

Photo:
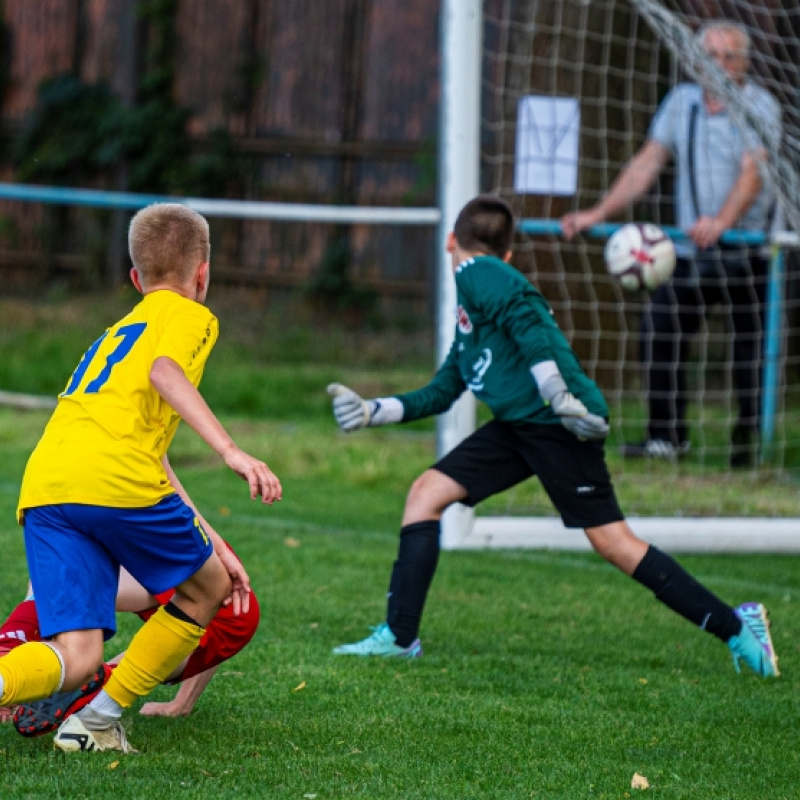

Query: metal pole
[438,0,481,549]
[760,243,784,463]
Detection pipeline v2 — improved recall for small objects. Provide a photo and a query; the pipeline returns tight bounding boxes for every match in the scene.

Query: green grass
[1,412,800,798]
[4,290,800,519]
[1,292,800,797]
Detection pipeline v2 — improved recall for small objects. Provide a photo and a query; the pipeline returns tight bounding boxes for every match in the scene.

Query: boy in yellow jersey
[0,203,282,753]
[2,549,260,733]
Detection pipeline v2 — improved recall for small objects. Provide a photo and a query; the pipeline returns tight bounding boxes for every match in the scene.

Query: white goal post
[437,0,482,549]
[438,0,800,552]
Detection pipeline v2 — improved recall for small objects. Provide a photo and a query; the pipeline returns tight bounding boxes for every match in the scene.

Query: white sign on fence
[514,96,580,196]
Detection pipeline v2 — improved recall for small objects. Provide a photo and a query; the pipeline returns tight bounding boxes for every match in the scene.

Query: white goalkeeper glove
[537,373,610,442]
[327,383,404,432]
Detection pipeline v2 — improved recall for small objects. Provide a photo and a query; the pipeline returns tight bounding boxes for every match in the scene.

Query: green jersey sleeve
[395,341,466,422]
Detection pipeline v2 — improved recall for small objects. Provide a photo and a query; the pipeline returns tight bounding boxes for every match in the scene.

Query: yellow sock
[104,606,204,709]
[0,641,64,705]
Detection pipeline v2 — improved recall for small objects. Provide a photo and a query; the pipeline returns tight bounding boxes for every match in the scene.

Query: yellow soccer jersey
[17,290,218,520]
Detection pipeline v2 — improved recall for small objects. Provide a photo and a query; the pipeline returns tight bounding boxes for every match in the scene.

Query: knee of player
[204,555,235,604]
[210,575,234,609]
[404,469,458,518]
[405,472,439,518]
[50,638,106,691]
[584,520,647,574]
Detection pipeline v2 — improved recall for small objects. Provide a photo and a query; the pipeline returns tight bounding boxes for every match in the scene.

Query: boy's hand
[560,413,610,441]
[327,383,404,431]
[539,374,610,441]
[216,545,251,616]
[222,447,282,504]
[560,209,600,241]
[327,383,376,431]
[328,383,371,431]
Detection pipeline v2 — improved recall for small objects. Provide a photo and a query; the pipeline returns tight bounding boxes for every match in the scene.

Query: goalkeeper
[327,193,778,678]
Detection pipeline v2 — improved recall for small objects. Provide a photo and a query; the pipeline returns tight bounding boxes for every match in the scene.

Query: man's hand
[327,383,373,432]
[561,209,601,241]
[139,668,218,718]
[689,215,725,249]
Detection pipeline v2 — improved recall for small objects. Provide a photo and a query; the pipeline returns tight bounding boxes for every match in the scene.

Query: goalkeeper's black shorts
[433,418,624,529]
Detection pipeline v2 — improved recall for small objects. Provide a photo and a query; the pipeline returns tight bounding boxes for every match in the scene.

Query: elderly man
[562,20,780,468]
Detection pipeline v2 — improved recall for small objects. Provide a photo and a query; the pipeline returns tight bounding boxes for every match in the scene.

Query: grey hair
[696,20,751,58]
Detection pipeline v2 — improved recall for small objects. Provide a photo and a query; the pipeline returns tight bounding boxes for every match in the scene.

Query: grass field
[1,291,800,798]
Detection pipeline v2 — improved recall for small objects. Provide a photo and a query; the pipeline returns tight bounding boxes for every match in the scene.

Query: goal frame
[436,0,800,553]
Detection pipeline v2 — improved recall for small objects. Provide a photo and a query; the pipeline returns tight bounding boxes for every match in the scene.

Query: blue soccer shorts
[23,493,214,640]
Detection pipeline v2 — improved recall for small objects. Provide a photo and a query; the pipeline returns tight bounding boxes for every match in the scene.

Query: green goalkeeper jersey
[397,255,608,425]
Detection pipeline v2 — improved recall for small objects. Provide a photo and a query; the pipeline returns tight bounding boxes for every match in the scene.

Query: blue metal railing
[0,180,787,463]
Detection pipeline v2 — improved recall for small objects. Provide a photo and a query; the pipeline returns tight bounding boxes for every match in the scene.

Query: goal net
[449,0,800,551]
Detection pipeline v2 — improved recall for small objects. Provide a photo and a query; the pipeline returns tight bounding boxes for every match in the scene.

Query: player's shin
[100,603,205,710]
[632,545,740,641]
[173,590,260,683]
[386,521,441,647]
[0,641,64,705]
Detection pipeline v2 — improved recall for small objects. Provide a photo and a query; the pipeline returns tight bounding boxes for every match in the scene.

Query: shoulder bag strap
[686,102,700,220]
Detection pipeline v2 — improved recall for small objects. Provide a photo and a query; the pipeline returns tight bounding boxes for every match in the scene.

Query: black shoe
[620,439,690,459]
[14,665,108,738]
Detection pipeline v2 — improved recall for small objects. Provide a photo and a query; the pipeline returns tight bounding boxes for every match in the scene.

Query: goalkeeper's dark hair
[453,195,515,258]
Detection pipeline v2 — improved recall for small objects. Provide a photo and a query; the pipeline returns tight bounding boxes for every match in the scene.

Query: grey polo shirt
[648,81,780,255]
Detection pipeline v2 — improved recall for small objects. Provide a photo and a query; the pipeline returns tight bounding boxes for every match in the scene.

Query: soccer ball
[604,222,676,292]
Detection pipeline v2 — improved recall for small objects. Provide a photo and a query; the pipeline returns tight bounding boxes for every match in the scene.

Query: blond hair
[128,203,210,286]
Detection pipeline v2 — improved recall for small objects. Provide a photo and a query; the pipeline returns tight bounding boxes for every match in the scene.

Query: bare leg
[585,519,741,643]
[401,468,468,525]
[583,519,649,574]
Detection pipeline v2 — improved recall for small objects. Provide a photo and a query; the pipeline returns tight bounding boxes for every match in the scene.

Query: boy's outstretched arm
[139,666,219,718]
[151,356,282,504]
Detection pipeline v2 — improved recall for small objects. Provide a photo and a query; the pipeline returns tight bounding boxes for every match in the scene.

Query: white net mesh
[478,0,800,522]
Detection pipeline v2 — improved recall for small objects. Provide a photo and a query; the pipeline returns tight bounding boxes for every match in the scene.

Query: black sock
[386,520,441,647]
[632,545,741,642]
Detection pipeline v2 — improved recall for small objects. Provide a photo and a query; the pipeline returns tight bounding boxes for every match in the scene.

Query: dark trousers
[639,247,768,446]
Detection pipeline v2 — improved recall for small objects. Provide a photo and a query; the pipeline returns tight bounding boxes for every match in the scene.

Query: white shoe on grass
[53,714,137,754]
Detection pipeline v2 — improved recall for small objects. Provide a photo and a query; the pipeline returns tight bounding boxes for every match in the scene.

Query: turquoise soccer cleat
[332,622,422,658]
[728,602,780,677]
